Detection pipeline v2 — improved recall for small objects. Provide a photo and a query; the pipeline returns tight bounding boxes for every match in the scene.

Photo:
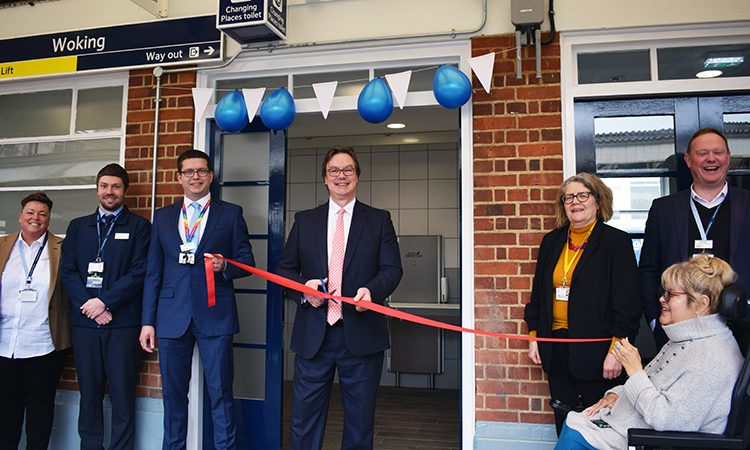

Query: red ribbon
[203,254,611,343]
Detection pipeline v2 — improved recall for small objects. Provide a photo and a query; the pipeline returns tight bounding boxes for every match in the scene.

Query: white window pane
[594,116,675,174]
[76,87,123,132]
[603,177,665,234]
[0,90,71,138]
[0,138,120,187]
[0,189,97,236]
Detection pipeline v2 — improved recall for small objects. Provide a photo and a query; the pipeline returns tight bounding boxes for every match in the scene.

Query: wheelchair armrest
[627,428,745,449]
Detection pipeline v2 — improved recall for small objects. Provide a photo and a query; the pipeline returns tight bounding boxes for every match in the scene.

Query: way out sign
[217,0,287,44]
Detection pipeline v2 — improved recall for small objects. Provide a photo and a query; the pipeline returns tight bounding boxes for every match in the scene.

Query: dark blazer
[142,198,254,338]
[639,187,750,324]
[524,221,641,380]
[276,201,402,359]
[0,231,71,350]
[61,206,151,328]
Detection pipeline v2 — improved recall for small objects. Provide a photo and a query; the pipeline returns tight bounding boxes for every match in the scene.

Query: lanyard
[95,214,118,260]
[18,233,48,287]
[562,222,595,287]
[690,198,722,241]
[182,200,211,244]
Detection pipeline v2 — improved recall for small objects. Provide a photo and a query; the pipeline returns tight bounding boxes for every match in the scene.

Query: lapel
[343,201,366,275]
[673,190,692,261]
[0,231,19,275]
[728,186,746,261]
[47,232,62,304]
[315,203,329,275]
[197,198,224,254]
[545,228,567,288]
[163,201,186,251]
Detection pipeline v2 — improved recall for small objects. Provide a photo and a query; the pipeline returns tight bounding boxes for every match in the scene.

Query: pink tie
[327,208,345,325]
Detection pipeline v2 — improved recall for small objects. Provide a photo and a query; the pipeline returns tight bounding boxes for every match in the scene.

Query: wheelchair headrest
[718,283,747,321]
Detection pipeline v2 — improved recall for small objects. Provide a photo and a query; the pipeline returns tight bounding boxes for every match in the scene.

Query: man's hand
[95,311,113,326]
[139,325,157,353]
[353,287,371,312]
[611,337,643,376]
[303,278,327,308]
[81,298,107,320]
[211,254,227,272]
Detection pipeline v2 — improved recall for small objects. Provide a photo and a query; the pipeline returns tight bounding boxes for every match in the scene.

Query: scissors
[318,278,338,304]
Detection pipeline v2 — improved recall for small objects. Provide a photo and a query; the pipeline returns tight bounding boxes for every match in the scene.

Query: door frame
[193,39,477,448]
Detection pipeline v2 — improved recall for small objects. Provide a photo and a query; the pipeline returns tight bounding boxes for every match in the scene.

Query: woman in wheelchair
[555,254,744,450]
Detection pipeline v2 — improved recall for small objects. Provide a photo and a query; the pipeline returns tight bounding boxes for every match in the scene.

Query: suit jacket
[61,205,151,328]
[0,231,71,350]
[524,221,642,380]
[276,201,403,359]
[639,187,750,324]
[142,198,254,338]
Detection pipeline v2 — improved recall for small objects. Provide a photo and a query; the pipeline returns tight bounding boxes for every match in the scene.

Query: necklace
[567,236,588,251]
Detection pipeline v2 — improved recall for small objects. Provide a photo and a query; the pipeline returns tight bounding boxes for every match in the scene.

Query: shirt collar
[184,194,211,208]
[17,231,47,247]
[328,198,356,217]
[690,182,728,208]
[98,204,124,218]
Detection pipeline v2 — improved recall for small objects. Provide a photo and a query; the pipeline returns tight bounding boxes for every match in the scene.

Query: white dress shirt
[0,233,54,359]
[691,182,728,209]
[327,198,355,261]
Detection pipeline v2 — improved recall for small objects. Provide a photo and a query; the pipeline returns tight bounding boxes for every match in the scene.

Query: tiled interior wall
[284,142,461,389]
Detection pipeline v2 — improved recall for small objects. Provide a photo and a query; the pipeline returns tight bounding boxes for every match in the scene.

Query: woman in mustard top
[524,173,642,435]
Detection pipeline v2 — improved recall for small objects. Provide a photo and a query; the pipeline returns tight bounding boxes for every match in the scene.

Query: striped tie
[327,208,345,325]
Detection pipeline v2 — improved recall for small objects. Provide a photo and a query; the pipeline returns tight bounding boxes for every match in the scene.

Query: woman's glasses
[658,287,688,302]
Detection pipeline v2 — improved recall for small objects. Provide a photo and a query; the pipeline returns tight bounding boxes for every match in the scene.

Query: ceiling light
[387,123,406,129]
[696,69,723,79]
[403,137,420,143]
[704,56,744,69]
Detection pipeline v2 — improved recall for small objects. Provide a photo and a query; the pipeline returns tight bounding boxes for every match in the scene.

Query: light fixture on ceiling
[704,55,744,69]
[696,69,723,79]
[403,137,420,143]
[387,123,406,129]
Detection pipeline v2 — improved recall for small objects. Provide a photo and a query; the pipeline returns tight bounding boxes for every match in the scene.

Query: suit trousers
[72,326,141,450]
[158,322,236,450]
[290,323,384,450]
[0,350,67,450]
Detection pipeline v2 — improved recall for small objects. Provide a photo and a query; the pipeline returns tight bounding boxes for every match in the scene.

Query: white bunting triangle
[385,70,411,110]
[468,52,495,94]
[312,81,338,119]
[242,88,266,123]
[191,88,214,122]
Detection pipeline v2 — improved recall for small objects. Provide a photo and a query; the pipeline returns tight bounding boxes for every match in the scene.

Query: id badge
[18,288,37,302]
[694,239,713,250]
[86,275,103,289]
[180,242,196,253]
[179,252,195,265]
[88,261,104,273]
[555,286,570,301]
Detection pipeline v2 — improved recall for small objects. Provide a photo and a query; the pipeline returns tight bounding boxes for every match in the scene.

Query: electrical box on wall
[511,0,545,27]
[217,0,287,45]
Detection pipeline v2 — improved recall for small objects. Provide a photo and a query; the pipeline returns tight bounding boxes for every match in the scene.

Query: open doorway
[282,105,462,449]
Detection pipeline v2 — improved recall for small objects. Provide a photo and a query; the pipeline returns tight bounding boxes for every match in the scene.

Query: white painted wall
[1,0,748,44]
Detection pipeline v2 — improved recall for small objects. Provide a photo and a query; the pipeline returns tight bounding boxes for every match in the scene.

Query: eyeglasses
[658,287,688,302]
[561,191,592,204]
[327,166,356,177]
[180,168,211,177]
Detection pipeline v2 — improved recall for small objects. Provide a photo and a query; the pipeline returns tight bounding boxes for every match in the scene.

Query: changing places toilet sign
[0,15,222,81]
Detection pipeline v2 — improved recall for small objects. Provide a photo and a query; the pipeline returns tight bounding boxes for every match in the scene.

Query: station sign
[217,0,286,45]
[0,15,222,81]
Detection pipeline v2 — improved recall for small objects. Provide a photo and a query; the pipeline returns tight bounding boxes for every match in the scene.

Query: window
[0,80,126,235]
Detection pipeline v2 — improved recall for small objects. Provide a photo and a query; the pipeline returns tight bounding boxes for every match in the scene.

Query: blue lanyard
[96,214,118,260]
[689,198,722,240]
[18,233,48,286]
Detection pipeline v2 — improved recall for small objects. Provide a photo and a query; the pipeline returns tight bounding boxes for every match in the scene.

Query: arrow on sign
[204,46,216,56]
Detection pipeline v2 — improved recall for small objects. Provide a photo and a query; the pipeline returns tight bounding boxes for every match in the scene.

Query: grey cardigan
[565,314,744,450]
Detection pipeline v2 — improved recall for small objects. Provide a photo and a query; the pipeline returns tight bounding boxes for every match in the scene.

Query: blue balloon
[357,78,393,124]
[433,65,472,109]
[215,90,249,132]
[260,88,296,131]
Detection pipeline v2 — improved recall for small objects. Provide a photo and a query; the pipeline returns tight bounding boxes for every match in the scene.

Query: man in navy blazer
[640,128,750,349]
[276,146,402,450]
[61,163,150,450]
[139,150,254,450]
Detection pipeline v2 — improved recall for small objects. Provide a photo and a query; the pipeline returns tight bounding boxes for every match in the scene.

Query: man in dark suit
[276,146,402,450]
[61,163,151,450]
[139,150,254,450]
[640,128,750,349]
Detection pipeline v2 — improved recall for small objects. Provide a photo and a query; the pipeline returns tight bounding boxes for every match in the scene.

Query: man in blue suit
[139,150,254,450]
[640,128,750,349]
[61,163,151,450]
[276,146,402,450]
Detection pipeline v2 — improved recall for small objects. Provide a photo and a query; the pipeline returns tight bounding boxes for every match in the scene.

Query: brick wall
[58,68,197,399]
[471,34,562,424]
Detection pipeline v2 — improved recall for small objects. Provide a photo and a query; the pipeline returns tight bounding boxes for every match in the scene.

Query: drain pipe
[148,0,489,219]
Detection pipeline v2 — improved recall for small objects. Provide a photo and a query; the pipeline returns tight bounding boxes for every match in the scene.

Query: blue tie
[189,202,201,243]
